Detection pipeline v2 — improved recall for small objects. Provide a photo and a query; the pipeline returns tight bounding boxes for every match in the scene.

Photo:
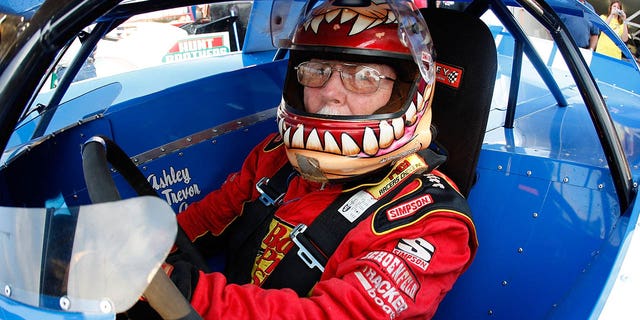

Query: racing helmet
[276,0,436,182]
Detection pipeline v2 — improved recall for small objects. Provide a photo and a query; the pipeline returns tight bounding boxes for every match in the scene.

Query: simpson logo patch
[436,62,463,89]
[393,238,435,271]
[386,194,433,221]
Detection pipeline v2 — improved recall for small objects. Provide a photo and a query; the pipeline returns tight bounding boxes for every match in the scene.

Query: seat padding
[421,7,497,196]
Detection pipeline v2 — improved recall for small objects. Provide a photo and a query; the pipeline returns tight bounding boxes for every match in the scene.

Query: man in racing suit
[148,0,478,319]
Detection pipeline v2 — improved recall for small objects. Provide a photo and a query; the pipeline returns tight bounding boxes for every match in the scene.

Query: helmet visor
[271,0,435,85]
[389,0,435,83]
[270,0,309,48]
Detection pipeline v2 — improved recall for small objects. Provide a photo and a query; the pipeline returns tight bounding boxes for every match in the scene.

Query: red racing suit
[177,133,478,319]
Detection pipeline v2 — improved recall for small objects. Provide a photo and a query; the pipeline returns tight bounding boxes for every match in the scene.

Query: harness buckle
[291,224,326,272]
[256,177,285,206]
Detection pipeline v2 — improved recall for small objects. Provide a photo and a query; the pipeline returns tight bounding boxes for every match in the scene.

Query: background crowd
[562,0,639,62]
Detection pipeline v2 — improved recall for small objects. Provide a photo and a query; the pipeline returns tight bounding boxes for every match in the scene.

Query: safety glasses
[295,61,396,94]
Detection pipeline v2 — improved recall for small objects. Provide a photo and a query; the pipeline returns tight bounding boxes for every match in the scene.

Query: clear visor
[270,0,309,48]
[270,0,434,83]
[0,196,176,315]
[388,0,435,83]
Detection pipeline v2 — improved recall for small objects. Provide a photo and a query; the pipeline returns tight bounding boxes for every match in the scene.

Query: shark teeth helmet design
[276,0,436,182]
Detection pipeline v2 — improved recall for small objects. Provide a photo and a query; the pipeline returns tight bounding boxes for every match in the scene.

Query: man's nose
[320,70,347,102]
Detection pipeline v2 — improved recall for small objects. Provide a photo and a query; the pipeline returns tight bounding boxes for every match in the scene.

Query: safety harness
[261,152,434,295]
[221,147,470,296]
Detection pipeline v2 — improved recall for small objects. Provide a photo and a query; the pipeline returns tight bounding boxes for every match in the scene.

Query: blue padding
[105,59,287,155]
[436,148,619,319]
[0,119,115,207]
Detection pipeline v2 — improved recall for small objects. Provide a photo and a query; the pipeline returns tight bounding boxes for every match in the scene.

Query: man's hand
[126,260,201,319]
[165,260,201,302]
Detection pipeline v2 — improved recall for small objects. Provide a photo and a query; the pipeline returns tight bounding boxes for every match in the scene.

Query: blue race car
[0,0,639,319]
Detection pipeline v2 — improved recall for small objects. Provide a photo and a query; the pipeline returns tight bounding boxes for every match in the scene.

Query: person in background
[629,37,640,63]
[559,0,599,50]
[595,0,629,59]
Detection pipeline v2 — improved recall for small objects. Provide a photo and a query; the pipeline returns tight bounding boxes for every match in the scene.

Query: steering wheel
[81,135,206,320]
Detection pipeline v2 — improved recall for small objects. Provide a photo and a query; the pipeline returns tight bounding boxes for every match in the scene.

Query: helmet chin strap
[296,153,329,183]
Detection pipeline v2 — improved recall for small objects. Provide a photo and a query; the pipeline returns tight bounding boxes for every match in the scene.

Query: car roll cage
[462,0,635,213]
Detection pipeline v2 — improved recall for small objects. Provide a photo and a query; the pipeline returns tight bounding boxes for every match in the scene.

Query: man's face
[302,59,396,116]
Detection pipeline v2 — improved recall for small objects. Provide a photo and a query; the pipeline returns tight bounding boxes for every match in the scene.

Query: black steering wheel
[81,135,206,320]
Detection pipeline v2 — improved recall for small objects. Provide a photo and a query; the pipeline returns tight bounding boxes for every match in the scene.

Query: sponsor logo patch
[368,154,427,199]
[386,194,433,221]
[424,173,445,189]
[392,238,435,271]
[435,62,463,89]
[355,266,408,319]
[339,190,377,222]
[360,251,420,299]
[252,220,294,286]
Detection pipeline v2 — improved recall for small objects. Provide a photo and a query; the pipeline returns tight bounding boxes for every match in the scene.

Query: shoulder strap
[261,180,418,295]
[223,162,294,284]
[261,152,436,295]
[262,149,478,296]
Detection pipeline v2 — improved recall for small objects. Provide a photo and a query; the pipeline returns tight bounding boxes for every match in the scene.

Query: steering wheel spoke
[81,135,205,320]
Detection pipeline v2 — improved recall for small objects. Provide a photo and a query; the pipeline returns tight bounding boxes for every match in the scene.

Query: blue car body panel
[0,295,112,320]
[1,58,287,209]
[432,21,640,318]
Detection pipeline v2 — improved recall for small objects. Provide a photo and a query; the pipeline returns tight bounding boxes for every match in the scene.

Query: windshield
[0,196,176,315]
[2,2,253,160]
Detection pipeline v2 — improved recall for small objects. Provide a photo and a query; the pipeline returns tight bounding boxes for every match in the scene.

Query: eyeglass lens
[296,62,393,94]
